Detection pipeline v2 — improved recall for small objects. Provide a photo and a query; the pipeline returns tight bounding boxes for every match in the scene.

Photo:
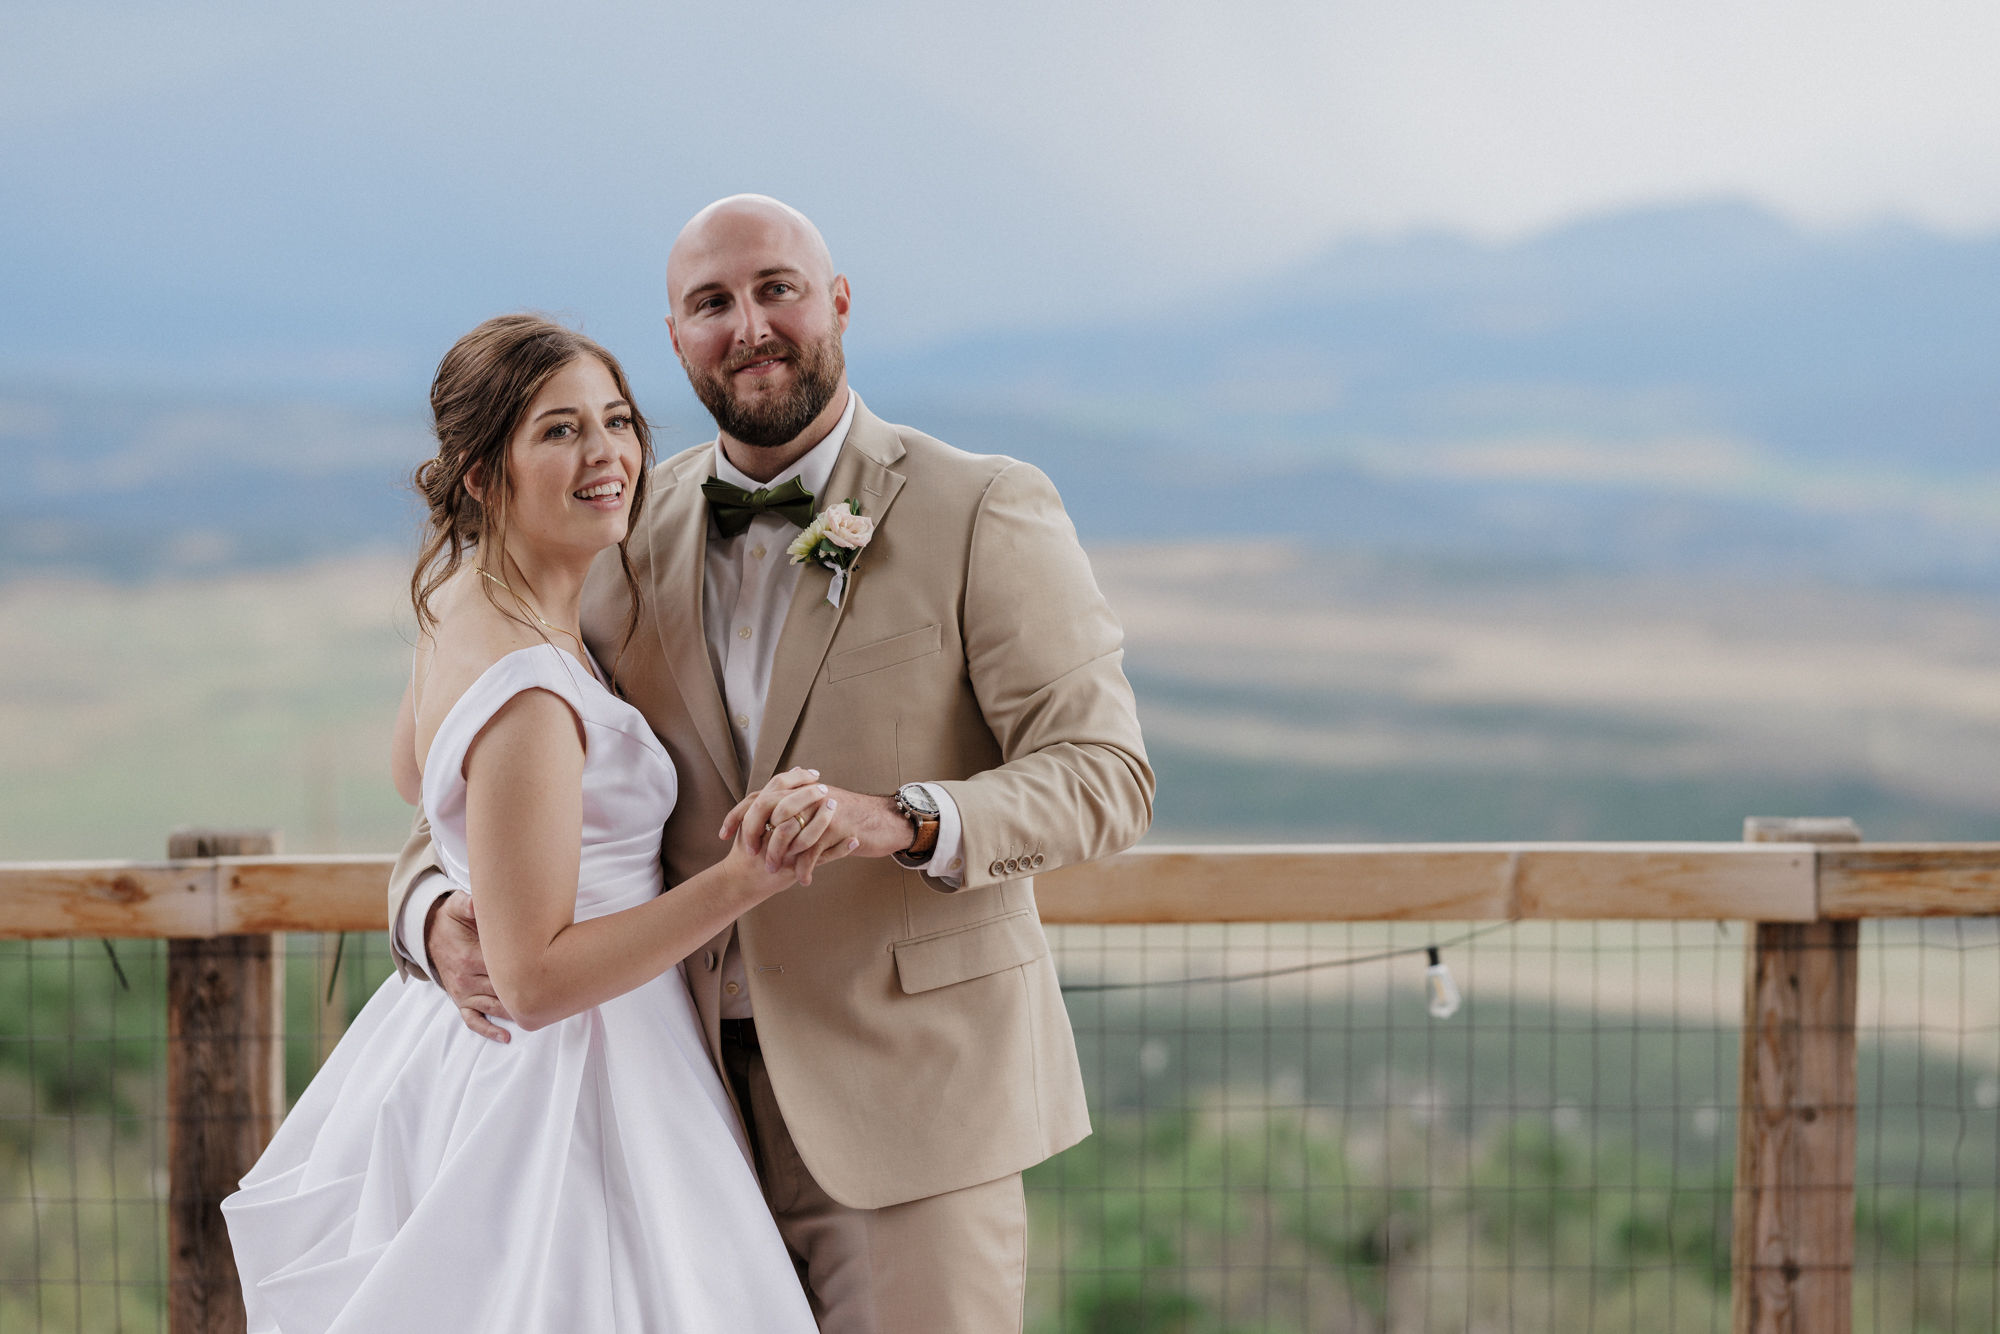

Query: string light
[1424,944,1461,1019]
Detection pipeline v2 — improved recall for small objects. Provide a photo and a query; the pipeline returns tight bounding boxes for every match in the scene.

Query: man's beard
[685,325,846,451]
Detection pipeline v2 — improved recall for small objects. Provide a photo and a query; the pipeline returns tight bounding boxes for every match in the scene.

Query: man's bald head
[663,194,853,472]
[666,194,836,308]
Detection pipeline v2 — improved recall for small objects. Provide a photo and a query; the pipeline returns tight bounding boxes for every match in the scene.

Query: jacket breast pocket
[824,623,942,683]
[891,909,1049,994]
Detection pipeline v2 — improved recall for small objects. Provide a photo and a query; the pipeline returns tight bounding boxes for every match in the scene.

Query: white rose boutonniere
[788,499,874,607]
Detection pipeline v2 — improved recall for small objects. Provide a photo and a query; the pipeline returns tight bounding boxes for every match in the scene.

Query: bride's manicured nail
[808,769,820,777]
[848,837,860,850]
[826,799,838,810]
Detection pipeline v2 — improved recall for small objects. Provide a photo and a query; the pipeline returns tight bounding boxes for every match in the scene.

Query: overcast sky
[4,0,1997,401]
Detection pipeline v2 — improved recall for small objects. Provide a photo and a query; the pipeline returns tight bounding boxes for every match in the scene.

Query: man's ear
[831,275,852,334]
[665,315,682,359]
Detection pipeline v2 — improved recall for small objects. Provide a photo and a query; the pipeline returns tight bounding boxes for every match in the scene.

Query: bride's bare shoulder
[412,570,546,752]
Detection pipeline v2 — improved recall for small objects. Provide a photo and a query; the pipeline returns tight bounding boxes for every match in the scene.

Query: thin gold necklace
[477,566,586,658]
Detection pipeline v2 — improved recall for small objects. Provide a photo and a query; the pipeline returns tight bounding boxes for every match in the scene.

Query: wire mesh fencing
[1030,919,1997,1334]
[0,932,403,1332]
[2,937,172,1332]
[2,921,1995,1332]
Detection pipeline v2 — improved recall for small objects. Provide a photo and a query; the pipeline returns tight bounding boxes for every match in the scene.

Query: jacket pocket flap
[892,909,1048,994]
[825,623,942,683]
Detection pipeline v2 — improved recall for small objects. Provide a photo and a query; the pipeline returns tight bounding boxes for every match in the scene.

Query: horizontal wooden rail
[4,821,1993,1334]
[4,842,1999,940]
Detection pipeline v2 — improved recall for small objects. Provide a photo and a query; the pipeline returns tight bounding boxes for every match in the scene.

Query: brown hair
[410,314,653,658]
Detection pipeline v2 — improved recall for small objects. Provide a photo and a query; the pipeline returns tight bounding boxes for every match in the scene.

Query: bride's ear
[464,463,487,507]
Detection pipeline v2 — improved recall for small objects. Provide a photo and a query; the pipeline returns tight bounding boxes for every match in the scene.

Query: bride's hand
[720,768,854,892]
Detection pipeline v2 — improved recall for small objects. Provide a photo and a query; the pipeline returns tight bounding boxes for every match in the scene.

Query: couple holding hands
[220,194,1154,1333]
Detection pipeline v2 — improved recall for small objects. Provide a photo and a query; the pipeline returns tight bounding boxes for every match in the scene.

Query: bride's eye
[545,422,576,440]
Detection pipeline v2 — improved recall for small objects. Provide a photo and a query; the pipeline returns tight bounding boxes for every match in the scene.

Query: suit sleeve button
[1004,858,1020,873]
[1031,854,1045,869]
[989,861,1006,877]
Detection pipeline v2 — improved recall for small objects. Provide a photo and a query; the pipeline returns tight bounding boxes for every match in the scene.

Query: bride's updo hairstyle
[410,313,654,653]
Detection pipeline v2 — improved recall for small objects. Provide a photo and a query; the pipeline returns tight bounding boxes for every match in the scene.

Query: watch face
[899,784,940,817]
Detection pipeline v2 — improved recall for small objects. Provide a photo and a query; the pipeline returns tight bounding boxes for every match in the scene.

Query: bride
[222,315,832,1332]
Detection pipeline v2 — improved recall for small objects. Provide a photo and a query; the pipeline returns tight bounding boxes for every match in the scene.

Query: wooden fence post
[167,829,285,1334]
[1732,817,1860,1334]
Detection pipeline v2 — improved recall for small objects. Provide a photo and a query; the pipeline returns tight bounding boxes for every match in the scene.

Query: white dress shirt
[395,390,966,1006]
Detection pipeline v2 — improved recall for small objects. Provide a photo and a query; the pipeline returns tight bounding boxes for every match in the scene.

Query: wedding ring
[793,811,811,833]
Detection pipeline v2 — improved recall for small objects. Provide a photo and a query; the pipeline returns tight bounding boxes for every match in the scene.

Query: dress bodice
[419,643,676,921]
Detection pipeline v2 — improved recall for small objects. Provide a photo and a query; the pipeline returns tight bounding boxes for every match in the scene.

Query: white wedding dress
[222,644,816,1333]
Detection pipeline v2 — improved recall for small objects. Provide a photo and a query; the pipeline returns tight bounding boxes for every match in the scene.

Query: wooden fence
[4,818,1999,1334]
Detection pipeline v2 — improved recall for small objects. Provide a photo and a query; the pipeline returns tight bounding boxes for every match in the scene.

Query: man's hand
[720,770,913,874]
[425,890,511,1043]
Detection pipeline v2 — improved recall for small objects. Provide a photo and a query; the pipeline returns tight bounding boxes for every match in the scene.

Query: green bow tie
[700,475,818,538]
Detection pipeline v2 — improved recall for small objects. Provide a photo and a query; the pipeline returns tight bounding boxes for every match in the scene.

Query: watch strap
[892,785,941,866]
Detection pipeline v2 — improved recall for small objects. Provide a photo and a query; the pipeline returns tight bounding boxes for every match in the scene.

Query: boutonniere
[788,499,874,608]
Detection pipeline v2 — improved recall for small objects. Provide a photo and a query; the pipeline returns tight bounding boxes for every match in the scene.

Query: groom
[386,194,1153,1331]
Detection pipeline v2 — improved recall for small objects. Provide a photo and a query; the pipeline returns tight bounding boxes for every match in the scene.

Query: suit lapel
[748,404,907,788]
[648,448,746,800]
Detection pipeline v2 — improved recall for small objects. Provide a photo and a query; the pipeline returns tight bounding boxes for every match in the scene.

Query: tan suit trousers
[723,1026,1026,1333]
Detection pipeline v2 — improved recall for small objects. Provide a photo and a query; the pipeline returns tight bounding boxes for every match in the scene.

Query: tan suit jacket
[388,398,1153,1209]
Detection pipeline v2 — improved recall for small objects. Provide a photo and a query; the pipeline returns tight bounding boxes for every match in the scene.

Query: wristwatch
[891,783,941,868]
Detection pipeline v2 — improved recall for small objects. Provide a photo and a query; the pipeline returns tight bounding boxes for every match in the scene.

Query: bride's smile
[492,356,642,564]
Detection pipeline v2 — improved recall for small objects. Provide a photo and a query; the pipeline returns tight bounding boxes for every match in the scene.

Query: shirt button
[949,857,963,871]
[724,981,740,996]
[702,951,717,971]
[750,546,766,559]
[737,626,753,640]
[734,713,750,728]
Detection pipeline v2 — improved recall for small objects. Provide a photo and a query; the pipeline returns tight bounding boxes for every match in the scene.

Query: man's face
[667,207,851,451]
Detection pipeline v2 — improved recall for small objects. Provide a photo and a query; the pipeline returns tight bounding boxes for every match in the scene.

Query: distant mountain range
[883,199,2000,463]
[7,199,1999,586]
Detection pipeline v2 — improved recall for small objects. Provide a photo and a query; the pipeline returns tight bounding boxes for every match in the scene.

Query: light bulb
[1424,946,1461,1020]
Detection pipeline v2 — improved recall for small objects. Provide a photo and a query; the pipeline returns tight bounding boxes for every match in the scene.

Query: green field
[10,542,2000,860]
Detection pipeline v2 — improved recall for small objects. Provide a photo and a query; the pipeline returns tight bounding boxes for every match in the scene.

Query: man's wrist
[397,870,454,980]
[422,893,450,959]
[870,794,912,854]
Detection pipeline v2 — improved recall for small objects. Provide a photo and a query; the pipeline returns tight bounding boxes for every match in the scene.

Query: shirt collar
[710,390,856,501]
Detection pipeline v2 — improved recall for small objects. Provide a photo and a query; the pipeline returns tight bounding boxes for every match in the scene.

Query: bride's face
[495,356,641,565]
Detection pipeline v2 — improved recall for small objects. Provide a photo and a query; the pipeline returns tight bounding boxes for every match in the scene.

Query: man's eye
[766,283,793,297]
